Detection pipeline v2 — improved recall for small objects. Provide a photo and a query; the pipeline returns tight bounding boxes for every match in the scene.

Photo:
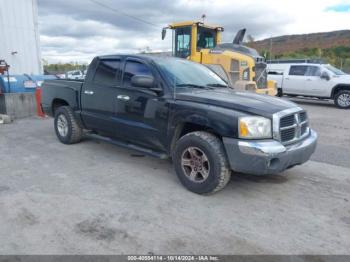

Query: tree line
[261,46,350,73]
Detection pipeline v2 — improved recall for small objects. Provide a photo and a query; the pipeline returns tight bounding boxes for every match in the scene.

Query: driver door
[174,27,191,58]
[302,66,330,97]
[114,58,168,151]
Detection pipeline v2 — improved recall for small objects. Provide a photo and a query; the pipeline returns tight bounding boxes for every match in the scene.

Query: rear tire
[334,90,350,109]
[277,88,283,97]
[173,131,231,194]
[54,106,83,144]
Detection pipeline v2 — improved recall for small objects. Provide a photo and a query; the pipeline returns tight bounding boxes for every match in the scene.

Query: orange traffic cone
[35,87,45,117]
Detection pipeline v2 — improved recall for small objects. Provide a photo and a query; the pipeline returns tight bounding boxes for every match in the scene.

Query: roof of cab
[168,21,223,30]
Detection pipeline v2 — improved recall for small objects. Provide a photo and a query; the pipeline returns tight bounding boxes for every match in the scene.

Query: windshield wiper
[176,84,214,89]
[206,83,228,88]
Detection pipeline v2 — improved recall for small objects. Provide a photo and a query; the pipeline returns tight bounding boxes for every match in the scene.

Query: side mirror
[161,28,167,40]
[321,71,330,81]
[131,75,155,88]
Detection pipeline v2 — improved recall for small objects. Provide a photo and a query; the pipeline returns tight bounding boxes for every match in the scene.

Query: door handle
[284,78,290,80]
[117,95,130,101]
[84,90,94,95]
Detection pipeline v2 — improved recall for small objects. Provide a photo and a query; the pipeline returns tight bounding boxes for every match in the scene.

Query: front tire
[334,90,350,109]
[54,106,83,144]
[173,131,231,194]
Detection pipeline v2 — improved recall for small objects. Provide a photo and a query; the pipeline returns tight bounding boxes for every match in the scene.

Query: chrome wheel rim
[181,147,210,183]
[57,114,68,137]
[338,94,350,107]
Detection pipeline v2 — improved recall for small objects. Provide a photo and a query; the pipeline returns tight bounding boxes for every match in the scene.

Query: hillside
[249,30,350,55]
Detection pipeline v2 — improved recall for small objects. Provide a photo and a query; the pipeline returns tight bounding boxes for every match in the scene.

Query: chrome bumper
[223,130,318,175]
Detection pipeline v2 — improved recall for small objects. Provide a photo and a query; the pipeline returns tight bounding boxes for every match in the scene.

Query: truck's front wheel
[173,131,231,194]
[54,106,83,144]
[334,90,350,109]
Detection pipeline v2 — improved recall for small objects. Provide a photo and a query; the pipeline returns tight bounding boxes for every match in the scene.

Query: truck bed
[41,79,84,116]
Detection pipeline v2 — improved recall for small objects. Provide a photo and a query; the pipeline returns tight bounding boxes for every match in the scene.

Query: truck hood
[332,74,350,83]
[175,88,298,116]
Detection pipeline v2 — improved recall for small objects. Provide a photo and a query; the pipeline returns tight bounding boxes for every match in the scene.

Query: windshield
[325,65,346,75]
[156,58,228,89]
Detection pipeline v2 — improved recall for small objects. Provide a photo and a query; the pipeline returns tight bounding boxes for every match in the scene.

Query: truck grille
[279,111,309,144]
[229,59,240,85]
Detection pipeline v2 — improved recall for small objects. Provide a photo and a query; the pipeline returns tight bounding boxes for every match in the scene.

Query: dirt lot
[0,98,349,255]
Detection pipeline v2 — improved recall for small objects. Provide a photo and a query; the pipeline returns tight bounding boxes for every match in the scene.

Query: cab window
[175,27,191,58]
[93,59,121,86]
[123,61,152,88]
[197,27,216,50]
[289,66,307,76]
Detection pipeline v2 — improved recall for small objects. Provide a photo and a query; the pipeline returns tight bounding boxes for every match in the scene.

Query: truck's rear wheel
[173,131,231,194]
[276,88,283,97]
[334,90,350,109]
[54,106,83,144]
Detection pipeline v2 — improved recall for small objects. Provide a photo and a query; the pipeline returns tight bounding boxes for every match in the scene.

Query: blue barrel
[0,75,32,93]
[0,74,57,93]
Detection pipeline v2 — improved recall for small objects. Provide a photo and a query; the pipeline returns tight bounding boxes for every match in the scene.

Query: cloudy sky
[37,0,350,64]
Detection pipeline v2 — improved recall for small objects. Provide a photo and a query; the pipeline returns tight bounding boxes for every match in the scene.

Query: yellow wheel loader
[162,21,277,96]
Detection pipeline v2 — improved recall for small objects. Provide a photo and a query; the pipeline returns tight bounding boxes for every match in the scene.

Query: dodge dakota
[41,55,317,194]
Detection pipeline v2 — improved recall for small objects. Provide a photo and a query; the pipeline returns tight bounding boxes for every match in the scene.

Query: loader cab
[163,21,223,60]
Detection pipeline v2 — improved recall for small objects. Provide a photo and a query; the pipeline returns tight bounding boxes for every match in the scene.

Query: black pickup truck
[41,55,317,194]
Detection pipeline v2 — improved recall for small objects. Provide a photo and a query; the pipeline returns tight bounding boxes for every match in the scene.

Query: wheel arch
[331,84,350,98]
[170,121,223,152]
[52,98,69,115]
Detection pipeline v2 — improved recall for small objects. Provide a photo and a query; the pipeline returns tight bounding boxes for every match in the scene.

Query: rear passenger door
[114,58,168,151]
[81,58,122,135]
[283,65,308,95]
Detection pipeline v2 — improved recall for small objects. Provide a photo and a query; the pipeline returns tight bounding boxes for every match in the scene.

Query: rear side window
[94,59,121,86]
[123,61,152,88]
[289,66,307,76]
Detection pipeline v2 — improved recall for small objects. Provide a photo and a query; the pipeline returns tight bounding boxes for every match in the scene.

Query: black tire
[334,90,350,109]
[276,88,283,97]
[54,106,83,144]
[173,131,231,194]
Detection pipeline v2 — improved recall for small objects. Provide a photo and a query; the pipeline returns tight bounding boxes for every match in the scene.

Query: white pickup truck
[267,60,350,109]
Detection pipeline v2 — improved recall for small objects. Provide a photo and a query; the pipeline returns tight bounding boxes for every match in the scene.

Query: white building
[0,0,42,75]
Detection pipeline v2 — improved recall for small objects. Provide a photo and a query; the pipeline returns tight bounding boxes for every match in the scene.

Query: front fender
[331,84,350,98]
[167,100,248,148]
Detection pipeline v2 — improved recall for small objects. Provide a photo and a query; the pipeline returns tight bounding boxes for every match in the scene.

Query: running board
[86,133,169,159]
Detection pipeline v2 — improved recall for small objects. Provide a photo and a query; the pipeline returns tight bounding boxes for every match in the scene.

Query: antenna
[269,36,273,61]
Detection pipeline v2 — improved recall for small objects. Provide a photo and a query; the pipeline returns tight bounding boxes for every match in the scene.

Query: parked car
[267,59,350,109]
[41,55,317,194]
[66,70,84,80]
[55,73,66,79]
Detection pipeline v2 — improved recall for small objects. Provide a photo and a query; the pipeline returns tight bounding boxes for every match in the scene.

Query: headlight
[239,116,272,139]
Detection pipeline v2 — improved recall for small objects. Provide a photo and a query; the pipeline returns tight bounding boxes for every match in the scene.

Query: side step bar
[86,133,169,159]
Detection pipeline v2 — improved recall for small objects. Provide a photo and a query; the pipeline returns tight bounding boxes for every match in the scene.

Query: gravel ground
[0,98,349,255]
